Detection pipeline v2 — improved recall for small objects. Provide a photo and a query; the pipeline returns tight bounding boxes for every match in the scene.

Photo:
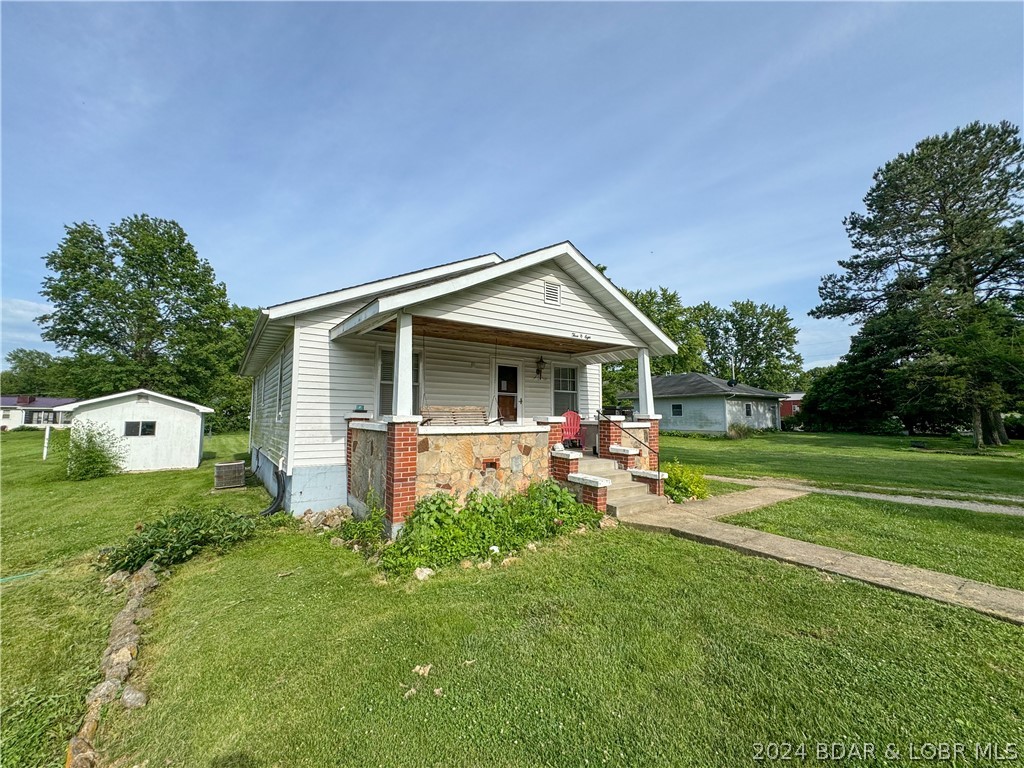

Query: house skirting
[251,447,349,515]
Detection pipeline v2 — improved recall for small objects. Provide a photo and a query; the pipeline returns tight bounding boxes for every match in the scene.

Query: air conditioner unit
[214,460,246,489]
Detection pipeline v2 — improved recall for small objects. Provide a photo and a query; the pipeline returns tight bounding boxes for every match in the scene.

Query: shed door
[497,365,519,422]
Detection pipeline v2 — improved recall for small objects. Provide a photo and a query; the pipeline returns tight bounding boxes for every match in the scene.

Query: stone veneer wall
[416,430,550,501]
[348,427,387,513]
[617,425,652,471]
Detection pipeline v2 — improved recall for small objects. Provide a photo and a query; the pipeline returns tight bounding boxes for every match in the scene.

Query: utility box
[214,460,246,490]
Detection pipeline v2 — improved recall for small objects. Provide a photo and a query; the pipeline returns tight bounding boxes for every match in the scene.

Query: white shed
[54,389,213,471]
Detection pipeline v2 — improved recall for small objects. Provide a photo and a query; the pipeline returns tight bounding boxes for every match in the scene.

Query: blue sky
[2,2,1021,370]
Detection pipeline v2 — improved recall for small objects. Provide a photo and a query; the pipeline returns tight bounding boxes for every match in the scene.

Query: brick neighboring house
[1,395,78,429]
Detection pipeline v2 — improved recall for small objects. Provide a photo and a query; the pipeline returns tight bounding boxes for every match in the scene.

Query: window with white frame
[553,366,578,414]
[378,349,421,416]
[671,403,683,417]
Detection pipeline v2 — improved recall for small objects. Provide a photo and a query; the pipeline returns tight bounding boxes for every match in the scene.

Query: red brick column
[631,472,665,496]
[550,451,580,482]
[345,413,373,498]
[580,484,607,513]
[597,416,624,461]
[385,418,420,536]
[644,417,660,472]
[538,417,566,478]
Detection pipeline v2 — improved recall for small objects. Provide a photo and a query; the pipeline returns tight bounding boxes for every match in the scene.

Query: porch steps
[574,457,672,518]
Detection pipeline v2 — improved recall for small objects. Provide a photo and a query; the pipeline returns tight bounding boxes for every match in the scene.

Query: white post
[637,347,655,417]
[392,310,415,416]
[43,425,51,460]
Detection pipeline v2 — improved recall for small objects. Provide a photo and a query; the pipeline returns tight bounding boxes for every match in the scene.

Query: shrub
[663,461,710,502]
[52,419,127,480]
[780,415,802,432]
[105,506,260,573]
[378,480,602,575]
[337,489,388,555]
[1003,413,1023,440]
[726,423,755,440]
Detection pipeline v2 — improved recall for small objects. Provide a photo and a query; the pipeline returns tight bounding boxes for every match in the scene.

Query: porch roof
[329,242,677,362]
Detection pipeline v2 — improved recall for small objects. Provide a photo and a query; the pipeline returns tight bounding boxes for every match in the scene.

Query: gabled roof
[620,373,787,400]
[0,396,78,408]
[239,253,503,376]
[328,242,676,359]
[53,389,214,414]
[241,241,677,375]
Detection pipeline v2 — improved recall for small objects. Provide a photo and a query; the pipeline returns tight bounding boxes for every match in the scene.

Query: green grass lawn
[95,528,1024,768]
[660,431,1024,498]
[5,429,1024,767]
[725,494,1024,591]
[0,430,267,768]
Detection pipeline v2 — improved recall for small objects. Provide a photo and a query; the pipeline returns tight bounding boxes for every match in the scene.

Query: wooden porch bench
[420,405,502,427]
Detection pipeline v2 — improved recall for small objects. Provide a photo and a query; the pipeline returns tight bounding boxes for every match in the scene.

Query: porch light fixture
[535,357,548,379]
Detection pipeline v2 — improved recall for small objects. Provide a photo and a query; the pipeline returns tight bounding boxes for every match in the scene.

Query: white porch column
[392,310,415,416]
[636,347,655,416]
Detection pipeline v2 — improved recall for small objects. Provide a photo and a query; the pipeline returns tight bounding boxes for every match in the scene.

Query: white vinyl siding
[652,396,727,433]
[726,398,780,430]
[412,263,646,349]
[251,336,293,467]
[287,311,606,470]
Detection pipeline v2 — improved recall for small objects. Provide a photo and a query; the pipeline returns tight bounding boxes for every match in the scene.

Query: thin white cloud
[1,298,54,361]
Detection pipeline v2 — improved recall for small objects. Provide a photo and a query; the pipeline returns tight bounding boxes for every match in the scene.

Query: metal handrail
[595,410,659,466]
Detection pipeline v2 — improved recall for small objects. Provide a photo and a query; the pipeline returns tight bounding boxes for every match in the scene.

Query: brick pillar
[385,417,420,537]
[550,452,580,482]
[345,413,373,498]
[580,484,608,513]
[598,415,624,461]
[637,414,661,472]
[538,417,566,479]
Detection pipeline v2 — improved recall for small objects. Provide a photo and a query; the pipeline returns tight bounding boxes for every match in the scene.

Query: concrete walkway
[620,506,1024,625]
[707,475,1024,517]
[681,487,808,518]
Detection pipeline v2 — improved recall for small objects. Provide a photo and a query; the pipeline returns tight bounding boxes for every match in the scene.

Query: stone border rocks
[66,561,161,768]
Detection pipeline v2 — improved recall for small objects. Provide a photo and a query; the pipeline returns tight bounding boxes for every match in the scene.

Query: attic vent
[543,282,561,306]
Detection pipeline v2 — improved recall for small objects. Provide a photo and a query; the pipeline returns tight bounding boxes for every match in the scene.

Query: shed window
[744,403,753,417]
[553,366,577,413]
[125,421,156,437]
[378,349,421,416]
[543,282,562,306]
[671,403,683,417]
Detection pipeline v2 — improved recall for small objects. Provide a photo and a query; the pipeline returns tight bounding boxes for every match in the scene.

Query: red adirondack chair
[561,410,582,449]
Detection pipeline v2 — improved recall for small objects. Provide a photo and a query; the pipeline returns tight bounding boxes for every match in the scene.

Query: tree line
[7,122,1019,446]
[2,215,256,433]
[612,122,1022,448]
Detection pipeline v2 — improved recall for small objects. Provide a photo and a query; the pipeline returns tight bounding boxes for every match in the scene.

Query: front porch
[346,408,665,536]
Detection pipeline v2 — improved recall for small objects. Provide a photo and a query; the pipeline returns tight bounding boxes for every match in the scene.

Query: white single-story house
[621,373,785,434]
[240,241,678,534]
[55,389,213,471]
[1,395,78,429]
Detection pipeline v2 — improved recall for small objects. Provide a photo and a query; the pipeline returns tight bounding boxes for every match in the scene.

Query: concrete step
[577,457,619,474]
[606,485,657,503]
[607,495,672,518]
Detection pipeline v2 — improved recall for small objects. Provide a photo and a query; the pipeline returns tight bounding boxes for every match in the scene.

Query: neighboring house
[780,392,804,419]
[0,395,78,429]
[240,241,678,534]
[54,389,213,471]
[620,373,785,434]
